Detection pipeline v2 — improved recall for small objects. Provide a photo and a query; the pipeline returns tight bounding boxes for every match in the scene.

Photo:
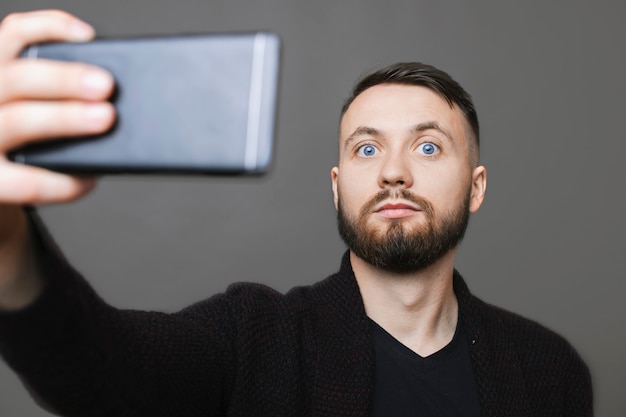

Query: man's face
[331,84,486,273]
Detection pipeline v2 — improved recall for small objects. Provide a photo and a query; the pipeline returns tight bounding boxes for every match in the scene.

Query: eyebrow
[343,127,382,151]
[412,121,454,142]
[343,121,454,151]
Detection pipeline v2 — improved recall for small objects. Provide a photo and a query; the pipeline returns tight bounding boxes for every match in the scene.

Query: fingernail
[82,71,112,93]
[69,20,95,41]
[83,103,112,123]
[78,177,98,192]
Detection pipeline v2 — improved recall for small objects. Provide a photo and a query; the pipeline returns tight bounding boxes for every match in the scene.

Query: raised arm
[0,13,244,417]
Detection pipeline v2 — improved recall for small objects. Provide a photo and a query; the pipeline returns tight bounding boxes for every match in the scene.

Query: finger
[0,10,94,62]
[0,101,115,152]
[0,161,97,204]
[0,60,114,104]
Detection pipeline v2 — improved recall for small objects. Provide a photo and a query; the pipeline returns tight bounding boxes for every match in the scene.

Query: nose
[378,153,413,189]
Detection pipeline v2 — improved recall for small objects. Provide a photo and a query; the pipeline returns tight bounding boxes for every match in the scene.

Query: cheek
[337,173,371,212]
[420,166,471,208]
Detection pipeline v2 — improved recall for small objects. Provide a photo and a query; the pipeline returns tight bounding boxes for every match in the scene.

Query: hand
[0,10,115,309]
[0,9,116,204]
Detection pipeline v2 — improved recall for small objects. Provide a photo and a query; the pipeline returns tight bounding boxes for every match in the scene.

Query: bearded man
[0,10,592,417]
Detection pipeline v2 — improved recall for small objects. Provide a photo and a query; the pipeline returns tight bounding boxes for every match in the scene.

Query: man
[0,10,592,417]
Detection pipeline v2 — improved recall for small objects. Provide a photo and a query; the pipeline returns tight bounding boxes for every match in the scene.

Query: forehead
[340,84,468,142]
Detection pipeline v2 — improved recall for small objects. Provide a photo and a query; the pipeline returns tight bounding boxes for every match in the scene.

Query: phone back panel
[11,33,280,175]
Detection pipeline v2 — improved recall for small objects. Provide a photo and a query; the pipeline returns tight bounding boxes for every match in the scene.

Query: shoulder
[455,271,587,371]
[207,262,362,316]
[180,251,361,324]
[178,280,320,330]
[466,293,592,412]
[481,299,593,412]
[177,266,367,348]
[479,298,586,368]
[455,272,592,412]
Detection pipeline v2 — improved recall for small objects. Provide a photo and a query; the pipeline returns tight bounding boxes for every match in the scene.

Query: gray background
[1,0,624,416]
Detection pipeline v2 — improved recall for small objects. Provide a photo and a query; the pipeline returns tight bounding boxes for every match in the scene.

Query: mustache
[359,189,434,219]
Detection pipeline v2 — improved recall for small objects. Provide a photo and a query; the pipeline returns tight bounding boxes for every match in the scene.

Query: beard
[337,188,471,274]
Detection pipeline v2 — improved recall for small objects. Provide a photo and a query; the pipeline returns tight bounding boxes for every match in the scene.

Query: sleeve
[0,209,236,417]
[513,312,594,416]
[564,347,594,417]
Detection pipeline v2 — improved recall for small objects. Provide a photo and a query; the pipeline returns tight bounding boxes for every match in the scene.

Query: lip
[374,201,421,212]
[373,200,421,219]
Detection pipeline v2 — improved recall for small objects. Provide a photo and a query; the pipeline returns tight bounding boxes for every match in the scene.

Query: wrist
[0,206,43,311]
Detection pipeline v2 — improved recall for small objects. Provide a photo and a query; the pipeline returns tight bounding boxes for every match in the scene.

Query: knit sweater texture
[0,216,592,417]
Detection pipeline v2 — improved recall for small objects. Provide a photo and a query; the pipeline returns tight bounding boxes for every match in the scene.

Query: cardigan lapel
[308,252,374,417]
[307,255,534,417]
[454,271,532,417]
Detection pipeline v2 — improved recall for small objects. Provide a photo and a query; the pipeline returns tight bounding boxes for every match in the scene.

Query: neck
[351,249,459,357]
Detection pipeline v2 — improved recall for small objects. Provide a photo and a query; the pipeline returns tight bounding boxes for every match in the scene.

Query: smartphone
[9,32,281,175]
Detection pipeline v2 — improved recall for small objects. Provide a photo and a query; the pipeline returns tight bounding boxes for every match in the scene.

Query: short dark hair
[342,62,480,163]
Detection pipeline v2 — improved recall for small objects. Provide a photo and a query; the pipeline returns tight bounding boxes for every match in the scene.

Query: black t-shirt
[369,318,482,417]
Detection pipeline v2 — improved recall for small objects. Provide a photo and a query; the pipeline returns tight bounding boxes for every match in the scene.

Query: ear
[469,165,487,213]
[331,166,339,211]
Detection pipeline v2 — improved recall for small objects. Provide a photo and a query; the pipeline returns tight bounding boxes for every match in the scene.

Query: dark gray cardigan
[0,216,592,416]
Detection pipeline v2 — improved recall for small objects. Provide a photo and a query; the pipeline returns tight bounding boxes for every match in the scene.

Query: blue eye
[418,143,438,156]
[358,145,378,157]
